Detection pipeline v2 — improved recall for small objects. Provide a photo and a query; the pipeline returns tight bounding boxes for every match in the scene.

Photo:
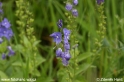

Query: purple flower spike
[56,48,62,57]
[73,0,78,5]
[96,0,104,5]
[62,58,68,66]
[2,53,6,60]
[7,46,15,56]
[1,18,11,28]
[65,3,73,11]
[57,19,63,28]
[72,9,78,17]
[50,32,62,44]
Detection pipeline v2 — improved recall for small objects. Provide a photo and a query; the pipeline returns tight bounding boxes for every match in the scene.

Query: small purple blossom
[7,46,15,56]
[2,53,6,60]
[63,28,70,40]
[1,18,11,28]
[63,51,71,60]
[64,42,70,50]
[72,9,78,17]
[97,0,104,5]
[57,19,63,28]
[0,25,13,40]
[65,3,73,11]
[73,0,78,5]
[63,28,70,35]
[56,48,62,57]
[62,58,68,66]
[50,32,62,44]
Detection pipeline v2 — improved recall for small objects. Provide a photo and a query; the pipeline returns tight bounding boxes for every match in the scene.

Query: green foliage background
[0,0,124,82]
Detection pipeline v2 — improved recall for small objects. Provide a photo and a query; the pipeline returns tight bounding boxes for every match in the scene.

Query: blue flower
[72,9,78,17]
[2,53,6,60]
[7,46,15,56]
[63,28,70,40]
[65,3,73,11]
[50,32,62,44]
[73,0,78,5]
[1,18,11,28]
[64,42,70,50]
[57,19,63,28]
[56,48,62,57]
[62,57,68,66]
[4,29,13,40]
[0,25,13,40]
[63,51,71,60]
[96,0,104,5]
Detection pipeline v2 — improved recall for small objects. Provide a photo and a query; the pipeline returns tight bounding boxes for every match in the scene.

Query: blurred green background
[1,0,124,82]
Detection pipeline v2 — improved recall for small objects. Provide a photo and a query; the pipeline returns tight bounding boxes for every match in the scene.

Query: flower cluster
[50,19,71,66]
[65,0,78,17]
[96,0,104,5]
[0,18,13,43]
[0,2,14,59]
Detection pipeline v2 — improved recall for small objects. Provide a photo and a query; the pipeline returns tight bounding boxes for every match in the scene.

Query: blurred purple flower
[56,48,63,57]
[1,18,11,28]
[62,57,68,66]
[0,25,13,40]
[57,19,63,28]
[63,51,71,60]
[64,42,70,50]
[65,3,73,11]
[73,0,78,5]
[2,53,6,60]
[72,9,78,17]
[97,0,104,5]
[50,32,62,44]
[63,28,70,40]
[7,46,15,56]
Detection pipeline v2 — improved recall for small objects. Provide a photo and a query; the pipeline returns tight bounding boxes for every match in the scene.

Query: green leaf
[35,55,46,67]
[23,35,31,48]
[12,61,26,67]
[77,52,93,63]
[76,63,91,76]
[31,69,41,77]
[33,40,41,47]
[0,71,8,78]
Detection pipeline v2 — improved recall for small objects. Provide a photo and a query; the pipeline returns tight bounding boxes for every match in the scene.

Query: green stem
[66,66,71,82]
[73,48,76,82]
